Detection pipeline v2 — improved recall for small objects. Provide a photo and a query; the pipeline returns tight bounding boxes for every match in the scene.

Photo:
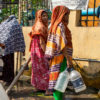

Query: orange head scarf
[29,10,48,40]
[50,6,72,48]
[29,10,48,51]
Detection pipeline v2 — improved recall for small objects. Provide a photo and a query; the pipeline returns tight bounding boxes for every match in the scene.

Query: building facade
[22,0,100,89]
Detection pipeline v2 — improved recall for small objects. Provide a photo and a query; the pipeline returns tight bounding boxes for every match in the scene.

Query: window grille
[0,0,51,26]
[0,0,19,23]
[20,0,51,26]
[80,0,100,27]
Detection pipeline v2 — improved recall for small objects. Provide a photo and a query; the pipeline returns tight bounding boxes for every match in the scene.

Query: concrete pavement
[0,75,100,100]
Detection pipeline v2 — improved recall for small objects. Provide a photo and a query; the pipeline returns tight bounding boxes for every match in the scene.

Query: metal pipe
[81,6,100,17]
[73,58,100,63]
[93,0,96,26]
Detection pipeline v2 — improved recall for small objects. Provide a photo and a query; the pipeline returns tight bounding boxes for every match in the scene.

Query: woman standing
[29,10,49,92]
[45,6,73,99]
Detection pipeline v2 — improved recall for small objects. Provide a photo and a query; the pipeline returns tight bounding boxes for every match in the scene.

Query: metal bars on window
[20,0,50,26]
[0,0,51,26]
[80,0,100,27]
[0,0,19,23]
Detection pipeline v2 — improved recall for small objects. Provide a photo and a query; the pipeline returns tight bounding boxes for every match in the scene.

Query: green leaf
[11,0,15,3]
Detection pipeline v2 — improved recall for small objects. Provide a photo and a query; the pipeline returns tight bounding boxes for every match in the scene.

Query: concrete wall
[22,27,31,59]
[69,11,100,60]
[68,11,100,77]
[22,11,100,60]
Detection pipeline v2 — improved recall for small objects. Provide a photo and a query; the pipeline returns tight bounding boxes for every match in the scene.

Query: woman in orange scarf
[29,10,49,92]
[45,6,73,99]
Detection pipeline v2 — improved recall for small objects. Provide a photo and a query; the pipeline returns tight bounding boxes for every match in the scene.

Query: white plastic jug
[54,69,70,93]
[69,68,86,93]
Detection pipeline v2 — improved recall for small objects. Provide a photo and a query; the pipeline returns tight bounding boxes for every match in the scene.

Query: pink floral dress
[31,35,49,90]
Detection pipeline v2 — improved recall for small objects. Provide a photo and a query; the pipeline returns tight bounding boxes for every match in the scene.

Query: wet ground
[1,75,100,100]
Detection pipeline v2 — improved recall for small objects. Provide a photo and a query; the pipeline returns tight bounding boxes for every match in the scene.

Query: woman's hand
[67,56,73,68]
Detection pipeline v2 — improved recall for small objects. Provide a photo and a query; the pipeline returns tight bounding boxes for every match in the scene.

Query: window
[80,0,100,27]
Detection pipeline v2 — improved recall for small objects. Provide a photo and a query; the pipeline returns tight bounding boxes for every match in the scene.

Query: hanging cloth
[0,15,25,55]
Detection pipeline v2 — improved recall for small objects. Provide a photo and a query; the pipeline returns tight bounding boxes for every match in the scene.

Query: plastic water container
[68,68,86,93]
[54,69,70,93]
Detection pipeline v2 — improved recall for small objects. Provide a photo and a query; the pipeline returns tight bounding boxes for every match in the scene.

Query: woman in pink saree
[29,10,49,92]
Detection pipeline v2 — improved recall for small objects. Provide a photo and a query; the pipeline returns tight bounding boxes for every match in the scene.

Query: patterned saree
[31,35,49,90]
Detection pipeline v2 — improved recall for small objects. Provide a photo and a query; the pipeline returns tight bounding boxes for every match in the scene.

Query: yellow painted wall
[22,27,31,59]
[69,11,100,88]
